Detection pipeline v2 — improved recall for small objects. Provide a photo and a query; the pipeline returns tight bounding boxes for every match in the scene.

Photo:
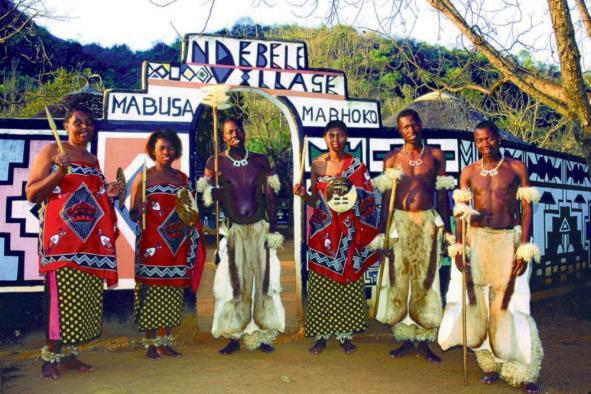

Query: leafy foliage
[0,1,580,155]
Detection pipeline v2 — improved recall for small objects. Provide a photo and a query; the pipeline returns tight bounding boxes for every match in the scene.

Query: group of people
[26,105,543,393]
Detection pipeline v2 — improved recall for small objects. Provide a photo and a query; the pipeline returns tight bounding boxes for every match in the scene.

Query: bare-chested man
[26,107,122,379]
[200,117,284,355]
[374,109,453,363]
[438,121,543,393]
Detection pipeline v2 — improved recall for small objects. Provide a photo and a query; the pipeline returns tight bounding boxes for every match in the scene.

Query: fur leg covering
[212,221,285,342]
[440,226,543,386]
[498,317,544,386]
[475,349,501,373]
[392,323,438,343]
[379,210,442,341]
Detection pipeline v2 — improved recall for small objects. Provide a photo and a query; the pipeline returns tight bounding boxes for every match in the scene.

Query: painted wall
[0,34,589,299]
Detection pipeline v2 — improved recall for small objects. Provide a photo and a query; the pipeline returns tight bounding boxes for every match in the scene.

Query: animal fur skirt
[375,209,443,343]
[211,220,285,350]
[438,226,543,386]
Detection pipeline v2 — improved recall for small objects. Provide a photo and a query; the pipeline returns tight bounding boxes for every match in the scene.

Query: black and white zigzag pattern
[41,253,117,270]
[308,229,353,274]
[185,227,200,270]
[340,157,362,178]
[146,185,182,194]
[352,244,375,272]
[69,164,103,176]
[136,264,188,279]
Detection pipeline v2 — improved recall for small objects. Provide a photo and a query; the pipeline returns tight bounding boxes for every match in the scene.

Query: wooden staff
[294,135,308,332]
[461,216,468,386]
[297,135,308,185]
[212,107,220,259]
[142,160,147,230]
[373,175,398,319]
[45,107,70,174]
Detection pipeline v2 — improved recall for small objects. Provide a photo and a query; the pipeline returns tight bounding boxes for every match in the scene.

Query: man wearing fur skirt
[438,120,543,393]
[198,117,285,355]
[373,109,453,363]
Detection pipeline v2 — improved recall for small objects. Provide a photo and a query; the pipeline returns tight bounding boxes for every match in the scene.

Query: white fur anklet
[515,243,541,264]
[159,335,174,347]
[266,232,284,249]
[40,346,63,364]
[142,337,158,348]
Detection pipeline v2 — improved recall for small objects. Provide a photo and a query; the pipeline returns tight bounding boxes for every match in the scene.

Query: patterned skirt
[304,270,369,337]
[134,283,184,331]
[44,267,104,345]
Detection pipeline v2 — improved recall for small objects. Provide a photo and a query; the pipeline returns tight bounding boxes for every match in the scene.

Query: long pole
[295,135,307,333]
[141,160,147,230]
[297,136,307,184]
[374,176,398,319]
[212,107,220,260]
[45,107,70,174]
[461,217,468,386]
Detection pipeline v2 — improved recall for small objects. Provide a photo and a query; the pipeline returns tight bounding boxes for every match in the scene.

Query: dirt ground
[2,296,591,394]
[2,242,590,393]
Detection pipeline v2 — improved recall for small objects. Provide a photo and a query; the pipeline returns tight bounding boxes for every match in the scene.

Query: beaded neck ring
[479,156,504,176]
[225,149,249,167]
[402,144,425,167]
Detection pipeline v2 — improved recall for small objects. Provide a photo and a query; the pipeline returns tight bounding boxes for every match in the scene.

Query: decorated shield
[326,177,357,213]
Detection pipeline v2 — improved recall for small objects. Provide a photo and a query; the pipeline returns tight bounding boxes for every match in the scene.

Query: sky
[34,0,590,69]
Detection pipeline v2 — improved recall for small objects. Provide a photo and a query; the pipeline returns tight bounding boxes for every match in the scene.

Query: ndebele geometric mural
[0,34,589,300]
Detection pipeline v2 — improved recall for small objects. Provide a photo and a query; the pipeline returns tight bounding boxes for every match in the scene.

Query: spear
[294,135,308,331]
[212,107,220,255]
[201,85,232,261]
[374,167,402,318]
[296,135,308,185]
[45,107,70,174]
[142,160,147,230]
[461,217,468,386]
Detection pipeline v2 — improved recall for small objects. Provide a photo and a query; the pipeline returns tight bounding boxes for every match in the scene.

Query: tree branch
[426,0,570,116]
[575,0,591,39]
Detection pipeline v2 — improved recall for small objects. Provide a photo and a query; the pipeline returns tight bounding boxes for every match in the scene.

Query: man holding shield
[293,120,380,355]
[374,109,453,363]
[200,117,285,355]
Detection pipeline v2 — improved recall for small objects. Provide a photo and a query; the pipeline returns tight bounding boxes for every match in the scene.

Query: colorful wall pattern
[0,34,589,297]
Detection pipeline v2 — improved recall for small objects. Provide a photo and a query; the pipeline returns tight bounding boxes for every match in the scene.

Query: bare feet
[389,340,414,358]
[40,362,59,380]
[417,342,441,364]
[521,382,539,393]
[340,339,357,354]
[157,345,182,358]
[219,339,240,355]
[145,345,160,360]
[308,338,327,355]
[480,372,499,384]
[59,355,95,372]
[259,343,274,353]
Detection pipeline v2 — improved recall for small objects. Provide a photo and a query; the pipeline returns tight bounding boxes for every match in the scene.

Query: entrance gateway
[100,33,384,309]
[0,33,589,307]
